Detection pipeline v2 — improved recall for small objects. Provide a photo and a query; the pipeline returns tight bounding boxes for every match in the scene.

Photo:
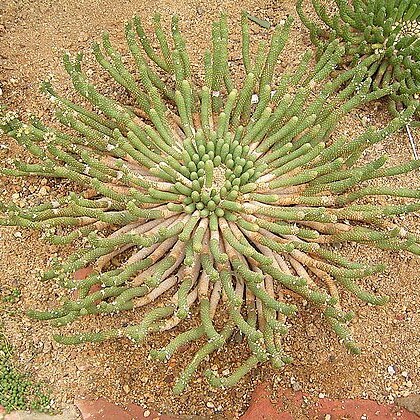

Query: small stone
[318,393,326,399]
[387,365,396,375]
[76,361,90,371]
[292,381,302,391]
[123,384,130,394]
[396,394,420,416]
[13,231,22,238]
[206,401,215,409]
[290,376,302,391]
[143,409,151,417]
[361,116,370,126]
[324,415,331,420]
[306,324,318,337]
[42,341,52,354]
[39,186,49,195]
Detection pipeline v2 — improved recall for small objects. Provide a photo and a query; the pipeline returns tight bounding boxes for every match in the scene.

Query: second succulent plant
[297,0,420,121]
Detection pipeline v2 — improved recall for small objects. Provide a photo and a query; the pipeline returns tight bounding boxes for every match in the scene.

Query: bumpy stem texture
[297,0,420,123]
[0,13,419,393]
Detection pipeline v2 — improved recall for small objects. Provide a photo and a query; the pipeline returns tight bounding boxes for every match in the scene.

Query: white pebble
[387,365,396,375]
[39,186,48,196]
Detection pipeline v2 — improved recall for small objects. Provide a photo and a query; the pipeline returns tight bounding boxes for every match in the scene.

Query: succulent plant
[0,330,51,413]
[0,13,419,393]
[297,0,420,122]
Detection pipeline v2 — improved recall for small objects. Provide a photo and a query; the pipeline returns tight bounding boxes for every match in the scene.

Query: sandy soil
[0,0,419,418]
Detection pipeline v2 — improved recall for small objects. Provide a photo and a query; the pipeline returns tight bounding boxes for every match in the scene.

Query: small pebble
[39,186,49,195]
[206,401,215,408]
[42,341,52,354]
[292,381,302,391]
[387,365,396,375]
[290,376,302,391]
[143,409,150,418]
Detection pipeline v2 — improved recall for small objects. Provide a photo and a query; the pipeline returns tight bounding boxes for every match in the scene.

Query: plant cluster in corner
[0,329,51,413]
[297,0,420,122]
